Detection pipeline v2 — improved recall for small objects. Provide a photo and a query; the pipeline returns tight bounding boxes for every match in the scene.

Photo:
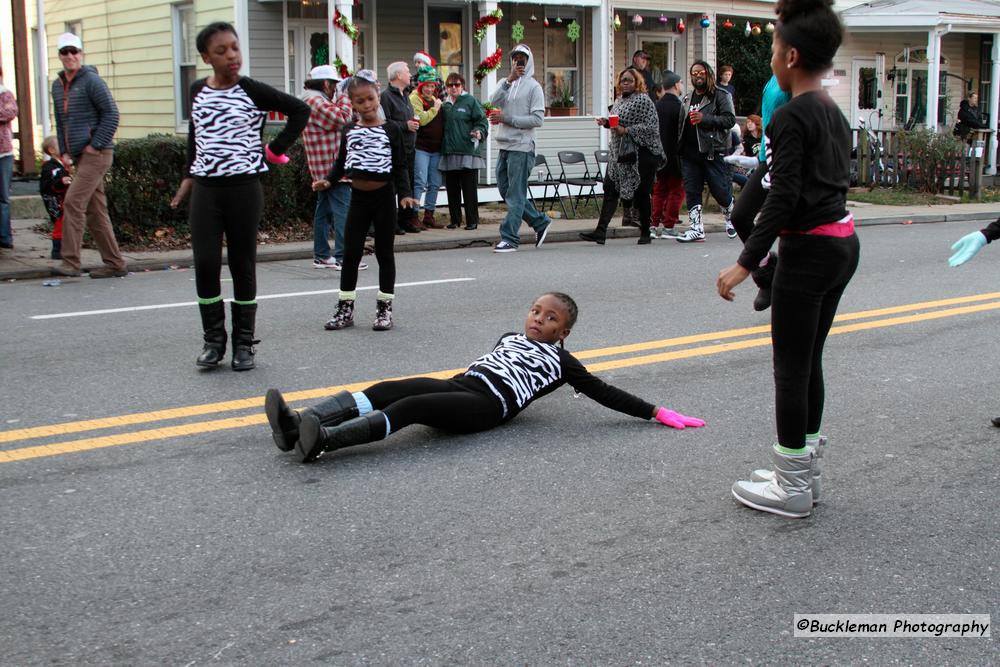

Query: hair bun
[775,0,835,21]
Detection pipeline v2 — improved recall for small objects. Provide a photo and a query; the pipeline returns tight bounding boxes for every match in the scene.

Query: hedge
[104,131,315,244]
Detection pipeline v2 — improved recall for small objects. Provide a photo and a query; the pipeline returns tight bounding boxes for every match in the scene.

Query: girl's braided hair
[541,292,578,347]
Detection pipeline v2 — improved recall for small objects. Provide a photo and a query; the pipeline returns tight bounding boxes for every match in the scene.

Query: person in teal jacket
[438,73,488,230]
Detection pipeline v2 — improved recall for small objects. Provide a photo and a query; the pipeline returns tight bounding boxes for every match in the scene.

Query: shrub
[895,128,967,194]
[105,131,316,244]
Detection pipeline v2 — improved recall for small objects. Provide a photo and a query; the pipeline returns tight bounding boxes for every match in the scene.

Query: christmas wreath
[474,47,503,83]
[333,10,360,44]
[474,9,503,44]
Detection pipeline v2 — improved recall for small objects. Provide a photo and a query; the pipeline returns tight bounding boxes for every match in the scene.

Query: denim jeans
[413,149,442,211]
[0,154,13,245]
[681,155,734,211]
[496,149,548,246]
[314,182,352,261]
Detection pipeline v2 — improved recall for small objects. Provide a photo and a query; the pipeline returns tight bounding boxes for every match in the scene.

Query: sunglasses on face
[59,48,80,56]
[446,82,462,87]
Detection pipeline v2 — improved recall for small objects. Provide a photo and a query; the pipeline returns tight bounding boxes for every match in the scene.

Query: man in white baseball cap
[301,63,365,270]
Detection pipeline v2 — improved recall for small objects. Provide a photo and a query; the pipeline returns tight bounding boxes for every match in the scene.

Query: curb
[2,211,996,282]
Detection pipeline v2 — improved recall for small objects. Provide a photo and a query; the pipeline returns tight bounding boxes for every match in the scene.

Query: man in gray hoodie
[488,45,552,253]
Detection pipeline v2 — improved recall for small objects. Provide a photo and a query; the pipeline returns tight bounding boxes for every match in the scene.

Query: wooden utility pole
[10,0,36,175]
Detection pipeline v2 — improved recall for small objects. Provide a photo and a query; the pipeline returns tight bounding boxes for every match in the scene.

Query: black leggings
[364,376,504,433]
[594,148,658,234]
[190,178,263,301]
[341,185,397,295]
[771,233,860,447]
[444,169,480,226]
[731,161,768,243]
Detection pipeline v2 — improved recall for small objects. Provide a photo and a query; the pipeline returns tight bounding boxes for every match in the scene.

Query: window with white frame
[544,12,581,109]
[173,4,197,124]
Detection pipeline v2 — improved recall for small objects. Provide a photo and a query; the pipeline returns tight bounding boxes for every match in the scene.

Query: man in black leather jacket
[676,60,737,243]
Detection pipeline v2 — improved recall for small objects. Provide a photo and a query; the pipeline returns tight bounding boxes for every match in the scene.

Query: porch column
[925,28,941,131]
[332,0,355,71]
[988,33,1000,175]
[592,3,610,150]
[479,2,499,99]
[235,0,250,75]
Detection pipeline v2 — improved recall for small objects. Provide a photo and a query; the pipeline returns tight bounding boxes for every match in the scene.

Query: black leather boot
[230,302,259,371]
[265,389,360,452]
[751,252,778,312]
[196,301,227,368]
[296,411,388,463]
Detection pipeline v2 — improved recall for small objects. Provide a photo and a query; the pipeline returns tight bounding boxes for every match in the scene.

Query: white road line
[30,278,476,320]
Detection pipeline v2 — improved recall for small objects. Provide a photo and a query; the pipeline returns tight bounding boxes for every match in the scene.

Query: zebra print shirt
[343,126,393,176]
[464,333,655,421]
[186,77,309,179]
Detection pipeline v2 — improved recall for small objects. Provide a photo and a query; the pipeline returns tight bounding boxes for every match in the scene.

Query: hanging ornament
[555,16,562,24]
[566,20,580,43]
[723,18,734,29]
[765,22,775,34]
[744,21,751,37]
[613,14,622,31]
[632,14,643,28]
[511,20,524,43]
[677,18,685,34]
[543,17,550,27]
[529,14,537,23]
[700,14,710,29]
[751,23,762,36]
[659,15,669,25]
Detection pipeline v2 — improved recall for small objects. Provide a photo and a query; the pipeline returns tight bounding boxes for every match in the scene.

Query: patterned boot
[373,299,393,331]
[324,299,355,330]
[677,205,705,243]
[723,200,737,238]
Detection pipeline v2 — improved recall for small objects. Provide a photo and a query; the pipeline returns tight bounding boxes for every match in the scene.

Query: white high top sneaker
[677,205,705,243]
[751,435,826,504]
[723,200,737,238]
[732,445,814,518]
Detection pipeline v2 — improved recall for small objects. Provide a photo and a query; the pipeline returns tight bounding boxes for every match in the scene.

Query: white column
[479,2,498,100]
[988,33,1000,175]
[234,0,250,76]
[925,29,941,131]
[592,4,610,151]
[333,1,355,72]
[36,0,50,137]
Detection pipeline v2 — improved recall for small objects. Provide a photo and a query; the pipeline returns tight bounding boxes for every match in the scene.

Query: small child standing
[39,136,70,260]
[265,292,705,463]
[314,72,419,332]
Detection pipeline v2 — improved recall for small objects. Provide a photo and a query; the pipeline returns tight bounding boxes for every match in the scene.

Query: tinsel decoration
[333,10,360,44]
[474,9,503,44]
[700,15,710,29]
[313,44,329,67]
[566,20,580,43]
[474,47,503,83]
[511,21,524,43]
[333,55,351,79]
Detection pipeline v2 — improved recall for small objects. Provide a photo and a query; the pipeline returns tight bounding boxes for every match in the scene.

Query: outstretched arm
[949,217,1000,266]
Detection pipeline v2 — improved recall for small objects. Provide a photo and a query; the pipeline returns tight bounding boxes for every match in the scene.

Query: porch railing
[853,128,990,199]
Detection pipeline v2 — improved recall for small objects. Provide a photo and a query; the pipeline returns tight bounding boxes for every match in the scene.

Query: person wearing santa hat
[407,51,445,99]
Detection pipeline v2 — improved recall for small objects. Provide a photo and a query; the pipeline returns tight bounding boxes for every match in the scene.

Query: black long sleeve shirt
[739,91,851,270]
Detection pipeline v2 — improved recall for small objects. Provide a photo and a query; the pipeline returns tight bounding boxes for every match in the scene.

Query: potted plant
[547,82,578,117]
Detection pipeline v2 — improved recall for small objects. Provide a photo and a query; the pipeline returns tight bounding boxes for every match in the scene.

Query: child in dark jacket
[39,136,70,260]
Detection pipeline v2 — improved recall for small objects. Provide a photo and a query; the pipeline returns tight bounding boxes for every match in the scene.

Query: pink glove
[264,144,289,165]
[655,407,706,429]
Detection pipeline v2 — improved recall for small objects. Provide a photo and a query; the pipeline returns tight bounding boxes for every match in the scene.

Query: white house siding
[247,0,285,91]
[374,0,424,82]
[834,31,973,128]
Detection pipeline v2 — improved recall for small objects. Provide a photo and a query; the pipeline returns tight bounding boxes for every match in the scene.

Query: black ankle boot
[579,231,606,245]
[196,301,227,368]
[230,302,259,371]
[265,389,360,452]
[296,411,388,463]
[751,252,778,312]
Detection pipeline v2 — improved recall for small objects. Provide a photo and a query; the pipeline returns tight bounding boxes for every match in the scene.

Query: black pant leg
[461,169,479,226]
[371,185,398,294]
[445,171,463,225]
[364,377,503,433]
[220,179,263,302]
[340,187,374,292]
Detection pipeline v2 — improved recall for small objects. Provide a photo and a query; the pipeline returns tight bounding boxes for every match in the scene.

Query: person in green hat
[409,66,446,228]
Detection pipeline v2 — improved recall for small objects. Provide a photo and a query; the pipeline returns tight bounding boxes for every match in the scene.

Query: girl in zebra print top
[169,22,309,372]
[265,293,705,463]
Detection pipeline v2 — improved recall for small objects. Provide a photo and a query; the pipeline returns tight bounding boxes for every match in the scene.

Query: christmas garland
[474,9,503,44]
[333,10,360,44]
[474,47,503,83]
[333,56,352,80]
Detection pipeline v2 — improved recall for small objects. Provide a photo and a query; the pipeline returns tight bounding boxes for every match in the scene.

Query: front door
[634,35,680,89]
[287,20,328,94]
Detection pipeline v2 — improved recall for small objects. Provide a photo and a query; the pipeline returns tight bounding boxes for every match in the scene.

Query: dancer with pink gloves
[265,292,704,463]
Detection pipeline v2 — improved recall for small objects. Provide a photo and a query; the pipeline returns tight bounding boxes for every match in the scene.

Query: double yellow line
[4,291,1000,464]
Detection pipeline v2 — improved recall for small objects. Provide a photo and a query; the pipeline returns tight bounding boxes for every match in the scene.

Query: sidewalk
[2,199,998,282]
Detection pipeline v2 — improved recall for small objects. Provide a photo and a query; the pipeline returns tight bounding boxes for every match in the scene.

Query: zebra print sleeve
[238,77,311,156]
[184,79,207,177]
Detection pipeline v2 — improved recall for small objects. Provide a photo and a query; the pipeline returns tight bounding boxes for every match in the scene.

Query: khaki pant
[60,149,125,271]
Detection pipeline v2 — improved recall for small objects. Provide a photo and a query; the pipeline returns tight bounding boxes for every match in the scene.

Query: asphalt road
[1,221,997,664]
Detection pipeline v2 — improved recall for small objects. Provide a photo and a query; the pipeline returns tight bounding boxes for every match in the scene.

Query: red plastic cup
[689,110,700,125]
[608,115,619,128]
[489,108,503,125]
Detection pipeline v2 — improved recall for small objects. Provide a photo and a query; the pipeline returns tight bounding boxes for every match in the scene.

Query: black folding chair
[527,154,569,219]
[593,150,610,181]
[557,151,601,217]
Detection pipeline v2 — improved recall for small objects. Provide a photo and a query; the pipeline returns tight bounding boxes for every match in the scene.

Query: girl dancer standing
[170,22,309,371]
[315,72,419,332]
[717,0,859,518]
[265,292,704,463]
